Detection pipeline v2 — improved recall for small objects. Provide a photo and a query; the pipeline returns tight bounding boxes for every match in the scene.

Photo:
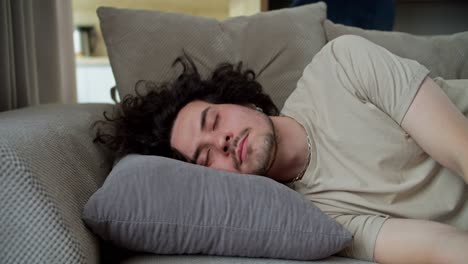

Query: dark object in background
[270,0,395,31]
[73,25,97,56]
[269,0,294,10]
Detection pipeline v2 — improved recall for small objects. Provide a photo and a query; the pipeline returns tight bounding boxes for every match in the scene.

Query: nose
[217,133,232,154]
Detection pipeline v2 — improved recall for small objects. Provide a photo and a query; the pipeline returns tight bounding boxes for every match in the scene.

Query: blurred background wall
[71,0,468,104]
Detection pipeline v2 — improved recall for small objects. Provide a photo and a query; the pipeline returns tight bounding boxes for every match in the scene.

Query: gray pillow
[97,3,327,109]
[82,154,352,260]
[324,19,468,80]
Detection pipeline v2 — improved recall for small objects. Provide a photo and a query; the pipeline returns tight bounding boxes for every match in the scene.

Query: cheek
[210,157,237,173]
[211,164,235,173]
[224,110,264,131]
[169,132,185,157]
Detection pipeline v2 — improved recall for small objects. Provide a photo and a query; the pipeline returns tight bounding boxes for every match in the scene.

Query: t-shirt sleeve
[328,213,390,262]
[318,35,430,125]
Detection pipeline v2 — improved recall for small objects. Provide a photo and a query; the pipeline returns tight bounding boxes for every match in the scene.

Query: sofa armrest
[0,103,115,264]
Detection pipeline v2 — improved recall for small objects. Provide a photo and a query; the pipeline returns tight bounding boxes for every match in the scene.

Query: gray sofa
[1,3,467,264]
[0,103,369,264]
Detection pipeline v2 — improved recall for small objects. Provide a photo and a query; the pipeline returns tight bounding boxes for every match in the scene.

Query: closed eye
[213,114,219,130]
[204,149,211,166]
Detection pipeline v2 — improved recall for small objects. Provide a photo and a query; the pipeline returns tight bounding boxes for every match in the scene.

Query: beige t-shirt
[281,35,468,262]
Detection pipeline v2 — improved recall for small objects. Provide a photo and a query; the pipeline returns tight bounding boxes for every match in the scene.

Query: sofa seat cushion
[119,254,373,264]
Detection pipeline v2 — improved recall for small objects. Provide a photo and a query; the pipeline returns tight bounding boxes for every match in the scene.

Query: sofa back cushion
[324,19,468,80]
[97,3,327,109]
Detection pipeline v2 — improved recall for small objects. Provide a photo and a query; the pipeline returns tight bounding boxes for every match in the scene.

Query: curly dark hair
[92,55,279,162]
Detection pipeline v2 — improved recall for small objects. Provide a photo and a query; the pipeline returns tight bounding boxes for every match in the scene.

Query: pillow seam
[83,217,349,237]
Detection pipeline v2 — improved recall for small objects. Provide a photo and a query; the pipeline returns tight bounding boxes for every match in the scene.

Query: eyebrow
[191,106,211,163]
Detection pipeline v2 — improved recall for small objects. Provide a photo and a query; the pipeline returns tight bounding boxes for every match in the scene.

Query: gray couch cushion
[97,2,327,109]
[120,254,373,264]
[324,19,468,80]
[83,154,352,260]
[0,103,115,264]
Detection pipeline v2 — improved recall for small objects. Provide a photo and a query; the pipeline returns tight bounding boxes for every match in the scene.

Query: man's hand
[374,218,468,264]
[402,77,468,184]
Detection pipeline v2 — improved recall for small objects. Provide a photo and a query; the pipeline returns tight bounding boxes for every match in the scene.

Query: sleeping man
[94,35,468,263]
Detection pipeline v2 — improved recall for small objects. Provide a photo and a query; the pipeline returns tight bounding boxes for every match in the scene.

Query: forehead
[170,100,211,153]
[179,100,211,116]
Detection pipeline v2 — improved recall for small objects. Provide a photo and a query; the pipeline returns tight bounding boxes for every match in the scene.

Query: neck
[266,116,310,183]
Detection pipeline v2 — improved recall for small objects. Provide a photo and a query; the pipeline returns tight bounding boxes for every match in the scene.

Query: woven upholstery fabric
[97,2,327,110]
[0,143,84,263]
[0,103,115,264]
[324,19,468,80]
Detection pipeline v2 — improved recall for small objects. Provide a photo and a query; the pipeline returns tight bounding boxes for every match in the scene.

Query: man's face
[170,100,276,175]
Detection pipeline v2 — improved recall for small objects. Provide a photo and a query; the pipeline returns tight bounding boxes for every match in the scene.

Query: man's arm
[326,35,468,180]
[374,218,468,264]
[401,77,468,183]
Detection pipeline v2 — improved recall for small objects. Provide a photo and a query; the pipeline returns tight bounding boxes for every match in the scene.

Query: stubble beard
[250,133,276,175]
[248,115,277,176]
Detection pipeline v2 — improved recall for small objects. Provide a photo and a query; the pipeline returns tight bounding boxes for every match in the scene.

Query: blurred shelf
[75,56,110,65]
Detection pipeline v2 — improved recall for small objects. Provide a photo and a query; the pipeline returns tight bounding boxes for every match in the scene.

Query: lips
[237,133,248,164]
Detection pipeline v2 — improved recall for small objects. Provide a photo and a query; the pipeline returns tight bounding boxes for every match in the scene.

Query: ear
[246,103,256,109]
[246,104,263,113]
